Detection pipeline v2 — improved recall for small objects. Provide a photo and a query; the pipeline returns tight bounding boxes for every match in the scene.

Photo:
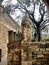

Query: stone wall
[21,42,49,65]
[0,22,8,65]
[0,6,20,65]
[0,23,8,56]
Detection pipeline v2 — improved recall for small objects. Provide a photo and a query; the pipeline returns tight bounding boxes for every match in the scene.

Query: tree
[2,0,49,41]
[16,0,49,41]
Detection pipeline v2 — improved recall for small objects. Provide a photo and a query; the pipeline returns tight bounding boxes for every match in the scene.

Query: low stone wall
[21,42,49,65]
[7,42,49,65]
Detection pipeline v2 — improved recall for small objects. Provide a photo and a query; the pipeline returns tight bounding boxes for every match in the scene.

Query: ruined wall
[0,22,8,65]
[0,6,20,65]
[21,42,49,65]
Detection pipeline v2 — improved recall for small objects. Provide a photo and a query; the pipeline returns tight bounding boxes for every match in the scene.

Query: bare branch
[41,24,49,30]
[29,14,37,25]
[32,25,37,31]
[17,0,30,14]
[39,1,47,24]
[40,20,47,27]
[18,8,26,13]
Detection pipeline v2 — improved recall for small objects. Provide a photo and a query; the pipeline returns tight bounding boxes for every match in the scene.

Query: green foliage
[42,35,49,41]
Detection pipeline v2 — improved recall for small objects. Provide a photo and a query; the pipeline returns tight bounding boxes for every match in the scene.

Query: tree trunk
[37,30,41,41]
[37,27,41,41]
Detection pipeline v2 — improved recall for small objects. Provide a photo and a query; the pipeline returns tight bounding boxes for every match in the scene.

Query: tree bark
[37,27,41,41]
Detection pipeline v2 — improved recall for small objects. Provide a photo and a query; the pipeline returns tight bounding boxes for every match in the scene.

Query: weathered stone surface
[21,42,49,65]
[0,6,20,65]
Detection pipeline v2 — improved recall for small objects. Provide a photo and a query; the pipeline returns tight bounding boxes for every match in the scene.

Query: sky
[2,0,40,25]
[2,0,24,25]
[2,0,48,26]
[2,0,36,26]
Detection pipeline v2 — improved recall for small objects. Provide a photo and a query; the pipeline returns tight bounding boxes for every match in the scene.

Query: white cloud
[11,0,17,5]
